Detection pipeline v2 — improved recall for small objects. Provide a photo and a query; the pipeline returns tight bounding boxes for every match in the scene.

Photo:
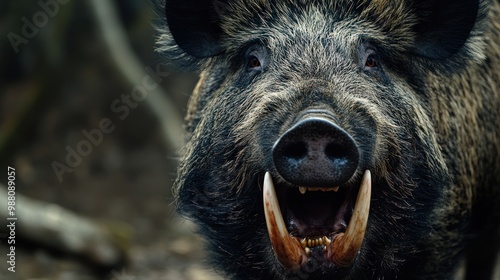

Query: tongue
[263,170,372,269]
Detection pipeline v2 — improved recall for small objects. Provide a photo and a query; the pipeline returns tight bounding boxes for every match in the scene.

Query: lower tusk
[263,172,307,269]
[328,170,371,266]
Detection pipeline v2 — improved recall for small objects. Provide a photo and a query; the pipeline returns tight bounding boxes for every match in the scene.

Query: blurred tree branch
[0,184,129,269]
[88,0,184,151]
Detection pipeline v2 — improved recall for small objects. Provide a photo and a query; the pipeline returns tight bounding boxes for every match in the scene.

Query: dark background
[0,1,221,279]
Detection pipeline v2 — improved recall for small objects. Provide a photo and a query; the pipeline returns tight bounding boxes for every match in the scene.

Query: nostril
[283,141,308,160]
[325,143,349,161]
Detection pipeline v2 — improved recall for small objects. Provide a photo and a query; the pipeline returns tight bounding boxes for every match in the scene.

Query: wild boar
[155,0,500,279]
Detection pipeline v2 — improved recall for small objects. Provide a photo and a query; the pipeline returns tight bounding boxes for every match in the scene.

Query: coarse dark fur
[154,0,500,279]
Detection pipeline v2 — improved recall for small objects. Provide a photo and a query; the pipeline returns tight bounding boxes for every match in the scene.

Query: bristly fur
[155,0,490,71]
[154,0,500,279]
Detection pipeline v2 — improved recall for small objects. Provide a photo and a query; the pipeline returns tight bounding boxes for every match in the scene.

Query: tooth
[301,238,307,248]
[305,247,311,255]
[327,170,371,266]
[324,236,331,245]
[299,187,307,194]
[263,172,307,269]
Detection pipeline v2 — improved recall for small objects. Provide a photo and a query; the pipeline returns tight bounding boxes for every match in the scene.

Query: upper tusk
[263,172,307,269]
[328,170,371,266]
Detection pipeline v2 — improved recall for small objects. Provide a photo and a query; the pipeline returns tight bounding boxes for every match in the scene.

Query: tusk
[263,172,307,269]
[328,170,371,266]
[299,187,307,194]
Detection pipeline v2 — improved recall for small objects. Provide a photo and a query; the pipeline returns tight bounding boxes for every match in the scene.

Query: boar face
[156,0,498,279]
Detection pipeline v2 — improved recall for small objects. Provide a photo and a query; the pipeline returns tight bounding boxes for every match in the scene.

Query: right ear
[409,0,481,60]
[165,0,225,58]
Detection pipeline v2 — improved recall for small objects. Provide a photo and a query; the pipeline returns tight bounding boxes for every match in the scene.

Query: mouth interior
[263,171,371,269]
[279,185,352,242]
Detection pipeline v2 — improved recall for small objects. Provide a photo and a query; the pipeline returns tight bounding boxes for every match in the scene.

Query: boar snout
[272,113,359,188]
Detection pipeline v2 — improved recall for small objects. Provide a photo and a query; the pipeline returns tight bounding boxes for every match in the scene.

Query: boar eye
[362,47,381,71]
[247,55,263,71]
[245,45,267,73]
[365,54,377,68]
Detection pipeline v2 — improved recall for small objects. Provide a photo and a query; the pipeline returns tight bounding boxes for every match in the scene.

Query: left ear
[410,0,481,59]
[165,0,225,58]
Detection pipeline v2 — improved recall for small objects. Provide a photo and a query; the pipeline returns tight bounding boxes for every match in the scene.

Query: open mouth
[263,170,371,269]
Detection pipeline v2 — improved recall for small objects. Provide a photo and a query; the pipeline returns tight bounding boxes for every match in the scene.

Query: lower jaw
[263,170,372,269]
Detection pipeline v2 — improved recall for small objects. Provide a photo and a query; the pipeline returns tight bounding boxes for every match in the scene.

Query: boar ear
[165,0,224,58]
[411,0,480,59]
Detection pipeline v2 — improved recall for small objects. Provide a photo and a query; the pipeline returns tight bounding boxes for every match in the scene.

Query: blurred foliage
[0,0,197,163]
[0,1,219,279]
